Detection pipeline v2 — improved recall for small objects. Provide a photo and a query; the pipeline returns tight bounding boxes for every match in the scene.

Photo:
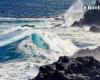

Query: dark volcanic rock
[90,26,100,32]
[71,21,80,27]
[72,0,100,27]
[84,0,100,25]
[83,9,100,26]
[71,19,84,27]
[32,56,100,80]
[83,0,100,26]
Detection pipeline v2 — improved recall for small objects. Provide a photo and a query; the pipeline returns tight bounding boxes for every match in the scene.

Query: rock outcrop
[71,0,100,27]
[90,26,100,32]
[32,56,100,80]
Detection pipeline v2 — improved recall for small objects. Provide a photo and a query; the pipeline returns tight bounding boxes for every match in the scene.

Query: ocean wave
[0,28,29,47]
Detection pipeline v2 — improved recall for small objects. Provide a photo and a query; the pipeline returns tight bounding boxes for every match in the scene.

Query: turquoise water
[32,34,49,50]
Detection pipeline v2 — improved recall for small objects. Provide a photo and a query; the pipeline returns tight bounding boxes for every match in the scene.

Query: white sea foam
[0,60,39,80]
[63,0,85,27]
[0,28,29,47]
[17,28,79,55]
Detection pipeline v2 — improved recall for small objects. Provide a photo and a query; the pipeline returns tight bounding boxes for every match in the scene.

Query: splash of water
[63,0,85,27]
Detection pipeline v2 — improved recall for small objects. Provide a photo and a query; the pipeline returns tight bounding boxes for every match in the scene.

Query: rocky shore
[32,56,100,80]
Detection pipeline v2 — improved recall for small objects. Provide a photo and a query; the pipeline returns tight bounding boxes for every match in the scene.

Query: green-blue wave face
[32,34,49,50]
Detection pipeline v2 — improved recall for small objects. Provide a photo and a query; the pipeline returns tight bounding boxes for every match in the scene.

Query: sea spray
[63,0,85,27]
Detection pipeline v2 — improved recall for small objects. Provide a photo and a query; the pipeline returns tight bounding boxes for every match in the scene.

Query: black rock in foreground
[32,56,100,80]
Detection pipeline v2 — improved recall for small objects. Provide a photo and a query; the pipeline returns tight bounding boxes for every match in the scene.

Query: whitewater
[0,0,100,80]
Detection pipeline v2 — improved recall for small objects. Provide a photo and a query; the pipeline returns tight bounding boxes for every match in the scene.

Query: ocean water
[32,33,49,50]
[0,0,73,17]
[0,0,75,62]
[0,39,24,62]
[0,0,95,18]
[0,18,51,62]
[0,0,99,80]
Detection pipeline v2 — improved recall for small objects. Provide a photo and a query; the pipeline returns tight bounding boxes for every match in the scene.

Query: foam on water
[0,28,29,47]
[17,29,79,55]
[0,17,55,47]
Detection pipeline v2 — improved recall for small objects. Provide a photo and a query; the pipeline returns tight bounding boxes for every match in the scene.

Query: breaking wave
[63,0,85,27]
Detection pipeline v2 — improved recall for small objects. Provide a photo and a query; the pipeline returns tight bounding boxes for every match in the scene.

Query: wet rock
[58,56,70,63]
[71,21,80,27]
[71,19,84,27]
[72,0,100,26]
[32,56,100,80]
[83,0,100,26]
[90,26,100,33]
[83,10,100,25]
